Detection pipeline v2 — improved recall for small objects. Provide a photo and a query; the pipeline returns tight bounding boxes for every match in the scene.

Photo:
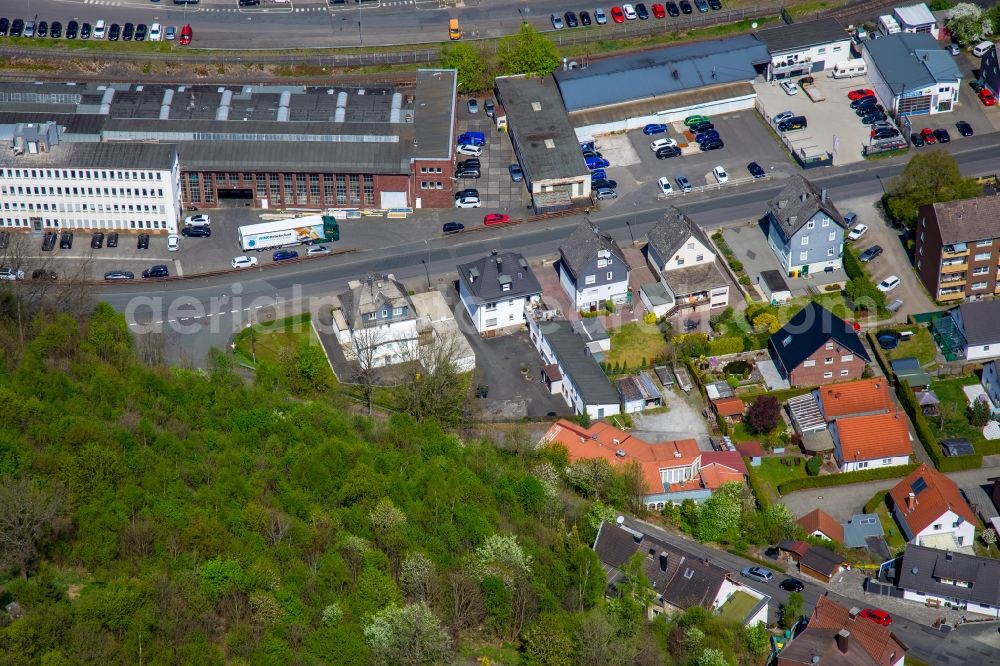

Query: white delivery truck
[832,59,867,79]
[237,214,340,252]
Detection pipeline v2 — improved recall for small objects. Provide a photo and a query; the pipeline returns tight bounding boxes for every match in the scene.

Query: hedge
[745,462,773,509]
[895,379,983,472]
[975,439,1000,457]
[864,490,889,515]
[709,336,746,357]
[776,463,919,495]
[844,246,864,281]
[865,330,893,380]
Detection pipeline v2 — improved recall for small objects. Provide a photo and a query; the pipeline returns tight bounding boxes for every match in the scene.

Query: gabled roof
[797,508,845,543]
[898,544,1000,607]
[817,377,894,420]
[456,251,541,304]
[894,3,936,27]
[712,397,745,417]
[736,441,764,458]
[954,300,1000,347]
[835,411,912,461]
[922,196,1000,246]
[543,322,621,406]
[781,595,908,666]
[754,17,848,54]
[889,463,977,536]
[646,207,714,264]
[766,175,846,241]
[864,32,963,96]
[560,220,628,281]
[769,302,871,373]
[699,451,748,489]
[340,273,415,330]
[799,545,845,577]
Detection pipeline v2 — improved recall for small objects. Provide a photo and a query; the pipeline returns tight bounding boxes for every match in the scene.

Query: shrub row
[843,245,864,281]
[745,461,773,510]
[863,490,889,515]
[709,336,746,357]
[776,463,919,495]
[974,439,1000,457]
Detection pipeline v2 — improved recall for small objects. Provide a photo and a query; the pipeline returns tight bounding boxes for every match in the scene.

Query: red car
[611,6,626,22]
[848,88,876,100]
[651,3,667,17]
[484,213,510,226]
[979,88,996,106]
[859,609,892,626]
[921,127,936,144]
[179,24,192,46]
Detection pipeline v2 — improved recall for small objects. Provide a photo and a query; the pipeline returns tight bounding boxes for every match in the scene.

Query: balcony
[941,260,968,273]
[942,243,969,258]
[939,273,966,285]
[938,288,965,301]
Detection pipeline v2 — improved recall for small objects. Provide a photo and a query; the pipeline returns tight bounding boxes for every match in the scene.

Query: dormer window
[382,309,388,318]
[502,283,510,292]
[367,312,377,321]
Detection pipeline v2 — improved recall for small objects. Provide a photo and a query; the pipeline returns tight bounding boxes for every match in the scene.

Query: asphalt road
[4,0,726,49]
[97,132,1000,363]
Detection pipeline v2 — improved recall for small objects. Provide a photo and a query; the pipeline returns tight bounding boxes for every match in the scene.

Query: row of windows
[584,272,615,285]
[420,181,444,190]
[4,201,164,214]
[185,173,375,206]
[1,168,163,181]
[801,231,838,245]
[799,249,837,261]
[420,167,444,174]
[0,218,166,229]
[1,185,166,198]
[803,354,854,367]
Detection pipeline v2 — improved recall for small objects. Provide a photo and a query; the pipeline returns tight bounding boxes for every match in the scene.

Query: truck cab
[449,18,461,40]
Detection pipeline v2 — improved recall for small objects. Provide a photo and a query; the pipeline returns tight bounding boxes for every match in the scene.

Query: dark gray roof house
[769,301,871,376]
[897,544,1000,609]
[646,207,714,263]
[754,17,849,55]
[456,251,542,305]
[553,35,770,113]
[339,273,415,330]
[951,300,1000,348]
[544,321,621,407]
[766,175,847,241]
[864,32,962,97]
[560,221,628,282]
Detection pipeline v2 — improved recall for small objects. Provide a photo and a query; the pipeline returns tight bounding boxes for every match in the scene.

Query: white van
[973,41,994,57]
[149,23,162,41]
[94,19,106,39]
[832,59,867,79]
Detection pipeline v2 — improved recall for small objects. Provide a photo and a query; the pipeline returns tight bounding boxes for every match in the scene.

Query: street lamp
[421,259,431,291]
[358,0,363,45]
[875,173,886,194]
[626,220,635,246]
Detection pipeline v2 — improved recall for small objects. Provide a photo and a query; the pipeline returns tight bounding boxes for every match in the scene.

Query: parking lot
[457,98,531,214]
[599,109,793,208]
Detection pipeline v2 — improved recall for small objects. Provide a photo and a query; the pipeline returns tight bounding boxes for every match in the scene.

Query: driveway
[631,388,712,450]
[781,459,1000,522]
[459,101,531,213]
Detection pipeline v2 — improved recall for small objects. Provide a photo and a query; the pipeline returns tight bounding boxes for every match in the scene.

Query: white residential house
[898,545,1000,618]
[558,220,630,311]
[948,300,1000,361]
[830,411,913,473]
[457,250,542,337]
[889,463,977,550]
[335,273,418,367]
[753,17,852,80]
[863,32,961,116]
[642,207,730,317]
[0,121,182,233]
[763,175,847,277]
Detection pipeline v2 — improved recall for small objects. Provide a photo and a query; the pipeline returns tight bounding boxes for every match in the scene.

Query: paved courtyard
[459,101,532,214]
[631,389,712,450]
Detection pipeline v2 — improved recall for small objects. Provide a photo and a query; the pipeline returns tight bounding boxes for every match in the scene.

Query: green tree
[883,150,981,228]
[569,545,605,610]
[845,277,887,312]
[694,482,746,543]
[363,602,452,666]
[521,613,574,666]
[946,3,992,45]
[752,312,781,334]
[497,23,561,76]
[441,42,489,92]
[742,622,770,659]
[969,396,992,427]
[805,455,823,476]
[697,647,731,666]
[781,591,804,629]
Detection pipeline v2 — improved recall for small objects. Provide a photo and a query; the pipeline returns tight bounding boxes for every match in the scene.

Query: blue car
[590,169,608,182]
[643,123,669,135]
[442,222,465,234]
[696,130,720,143]
[457,131,486,146]
[273,250,299,262]
[585,155,610,170]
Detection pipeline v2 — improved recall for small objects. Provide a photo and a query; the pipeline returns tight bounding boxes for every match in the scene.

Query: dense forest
[0,295,768,665]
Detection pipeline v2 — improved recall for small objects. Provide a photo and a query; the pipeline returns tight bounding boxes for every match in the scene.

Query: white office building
[0,121,181,233]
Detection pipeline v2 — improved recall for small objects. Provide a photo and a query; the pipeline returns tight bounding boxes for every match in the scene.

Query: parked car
[676,176,692,193]
[467,98,479,113]
[50,22,62,38]
[643,123,669,135]
[10,18,24,36]
[970,80,985,93]
[773,111,795,125]
[679,0,693,13]
[740,566,774,584]
[41,232,57,251]
[780,81,799,95]
[594,8,608,23]
[657,177,674,195]
[36,21,47,38]
[179,24,192,45]
[59,232,74,249]
[167,235,180,251]
[850,95,877,109]
[689,121,714,133]
[934,128,951,143]
[910,132,925,147]
[484,213,510,225]
[650,137,678,151]
[956,121,974,137]
[747,162,766,179]
[564,11,578,27]
[182,226,211,237]
[978,88,996,106]
[455,196,481,208]
[699,138,724,151]
[590,169,607,182]
[184,214,211,227]
[695,129,720,143]
[591,179,618,190]
[442,222,465,234]
[712,165,729,183]
[231,255,259,269]
[847,223,868,241]
[137,234,150,250]
[585,156,610,170]
[509,164,524,182]
[859,608,892,626]
[81,22,91,38]
[877,275,901,292]
[551,13,565,29]
[861,112,888,125]
[595,187,618,200]
[858,245,883,262]
[0,268,24,281]
[779,578,805,592]
[847,88,876,100]
[665,0,680,15]
[611,6,625,22]
[141,265,170,279]
[272,250,299,262]
[456,144,482,157]
[104,270,135,281]
[622,4,638,19]
[454,188,479,200]
[135,24,147,41]
[635,3,649,19]
[0,18,9,36]
[107,232,118,248]
[122,22,134,40]
[91,232,105,249]
[655,146,681,159]
[484,99,495,117]
[684,114,710,126]
[579,10,592,25]
[948,43,960,55]
[920,127,937,144]
[652,4,666,18]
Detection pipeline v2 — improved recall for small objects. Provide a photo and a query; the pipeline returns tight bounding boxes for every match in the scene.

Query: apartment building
[916,197,1000,302]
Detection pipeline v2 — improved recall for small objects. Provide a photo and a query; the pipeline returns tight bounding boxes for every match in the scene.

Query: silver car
[740,566,774,584]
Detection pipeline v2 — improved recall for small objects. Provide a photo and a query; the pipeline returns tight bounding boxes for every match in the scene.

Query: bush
[805,456,822,476]
[969,398,991,427]
[777,463,919,494]
[605,300,616,314]
[675,333,710,358]
[739,275,752,286]
[864,491,888,515]
[729,260,744,273]
[643,312,656,325]
[745,463,772,509]
[895,379,983,472]
[709,337,746,357]
[843,245,865,281]
[746,396,781,433]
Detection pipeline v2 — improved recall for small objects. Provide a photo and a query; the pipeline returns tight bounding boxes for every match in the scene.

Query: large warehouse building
[552,35,771,137]
[0,71,457,232]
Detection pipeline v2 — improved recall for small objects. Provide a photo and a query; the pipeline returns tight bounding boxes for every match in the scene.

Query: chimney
[836,629,850,654]
[800,192,808,202]
[945,551,953,560]
[821,188,828,203]
[659,552,668,571]
[906,492,915,510]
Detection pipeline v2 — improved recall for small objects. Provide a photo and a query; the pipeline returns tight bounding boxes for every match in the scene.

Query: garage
[553,35,769,138]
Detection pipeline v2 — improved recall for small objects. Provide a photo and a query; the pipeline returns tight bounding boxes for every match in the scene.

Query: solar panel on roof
[911,476,928,495]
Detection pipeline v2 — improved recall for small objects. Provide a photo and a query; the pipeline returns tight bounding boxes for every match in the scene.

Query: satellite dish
[751,22,758,29]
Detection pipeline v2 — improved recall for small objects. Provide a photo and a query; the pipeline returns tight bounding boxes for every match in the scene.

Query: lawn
[886,327,937,367]
[874,502,906,554]
[731,418,787,444]
[756,456,807,490]
[605,322,668,371]
[928,375,985,446]
[717,590,759,624]
[234,313,331,374]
